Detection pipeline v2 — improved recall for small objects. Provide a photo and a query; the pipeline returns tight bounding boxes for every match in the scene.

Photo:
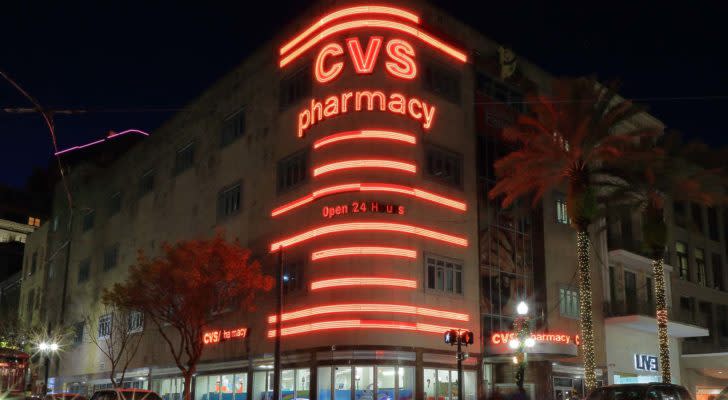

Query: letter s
[385,39,417,80]
[315,43,344,83]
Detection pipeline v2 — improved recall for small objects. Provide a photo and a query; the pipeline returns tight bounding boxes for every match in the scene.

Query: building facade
[22,1,721,399]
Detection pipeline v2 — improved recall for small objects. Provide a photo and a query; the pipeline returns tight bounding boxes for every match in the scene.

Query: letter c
[315,43,344,83]
[491,333,500,344]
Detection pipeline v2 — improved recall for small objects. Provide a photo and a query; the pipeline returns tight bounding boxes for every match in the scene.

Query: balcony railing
[603,300,656,318]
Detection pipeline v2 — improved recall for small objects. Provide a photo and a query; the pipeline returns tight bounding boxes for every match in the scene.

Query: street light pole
[273,248,283,400]
[445,329,473,400]
[457,336,463,400]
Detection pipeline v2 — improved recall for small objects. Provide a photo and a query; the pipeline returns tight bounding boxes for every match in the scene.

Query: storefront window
[296,368,311,400]
[318,367,331,400]
[424,369,474,400]
[355,367,374,400]
[424,369,437,400]
[335,366,352,400]
[195,373,248,400]
[282,370,295,400]
[253,370,273,400]
[398,367,414,400]
[153,377,184,400]
[377,367,395,400]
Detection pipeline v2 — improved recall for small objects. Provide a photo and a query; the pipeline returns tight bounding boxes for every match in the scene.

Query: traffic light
[459,330,474,345]
[444,329,458,344]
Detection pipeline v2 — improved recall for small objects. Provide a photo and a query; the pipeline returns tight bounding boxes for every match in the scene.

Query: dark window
[555,194,569,224]
[282,260,305,295]
[78,259,91,283]
[680,296,695,320]
[139,169,155,196]
[423,61,461,103]
[277,150,308,193]
[718,305,728,338]
[109,192,122,216]
[476,72,526,113]
[559,287,579,318]
[98,314,112,338]
[220,109,246,147]
[73,321,84,344]
[699,301,713,342]
[425,144,463,187]
[712,253,724,291]
[174,142,195,174]
[103,244,119,271]
[128,311,144,332]
[82,211,95,232]
[676,241,689,280]
[279,65,312,110]
[696,248,706,285]
[674,201,687,228]
[692,203,704,233]
[217,183,241,219]
[426,254,463,295]
[708,207,719,241]
[624,270,637,314]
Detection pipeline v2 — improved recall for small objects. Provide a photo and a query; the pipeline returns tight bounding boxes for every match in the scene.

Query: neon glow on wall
[279,19,467,67]
[267,319,466,338]
[313,130,416,149]
[271,183,466,217]
[269,222,468,251]
[268,303,469,323]
[279,6,419,56]
[313,159,416,177]
[311,246,416,260]
[310,277,417,290]
[55,129,150,156]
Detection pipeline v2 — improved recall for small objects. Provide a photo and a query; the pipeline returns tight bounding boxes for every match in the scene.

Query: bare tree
[84,304,144,388]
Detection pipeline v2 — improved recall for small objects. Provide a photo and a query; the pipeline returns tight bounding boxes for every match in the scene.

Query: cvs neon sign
[315,37,417,83]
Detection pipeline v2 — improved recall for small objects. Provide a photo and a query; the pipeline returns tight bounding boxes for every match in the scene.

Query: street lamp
[37,341,60,394]
[512,301,532,392]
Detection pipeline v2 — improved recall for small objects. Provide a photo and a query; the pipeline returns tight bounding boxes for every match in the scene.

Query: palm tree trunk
[576,230,597,391]
[652,257,671,383]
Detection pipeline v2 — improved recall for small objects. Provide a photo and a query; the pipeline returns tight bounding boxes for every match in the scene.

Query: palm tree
[600,132,726,383]
[489,77,660,391]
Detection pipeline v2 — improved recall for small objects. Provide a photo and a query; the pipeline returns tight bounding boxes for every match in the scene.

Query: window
[128,311,144,333]
[103,244,119,271]
[680,296,695,320]
[476,72,527,113]
[98,314,112,338]
[78,259,91,283]
[109,192,122,216]
[712,253,724,291]
[220,109,246,147]
[277,150,308,193]
[559,287,579,318]
[696,248,706,285]
[82,210,95,232]
[718,305,728,339]
[708,207,719,241]
[425,144,463,187]
[674,201,687,228]
[692,203,704,233]
[423,368,476,400]
[279,65,311,110]
[426,254,463,295]
[174,141,195,174]
[195,373,248,400]
[423,61,461,103]
[139,168,155,196]
[28,216,40,227]
[555,195,569,224]
[676,241,689,280]
[217,183,241,219]
[624,270,637,313]
[73,321,84,344]
[52,215,59,232]
[282,261,305,295]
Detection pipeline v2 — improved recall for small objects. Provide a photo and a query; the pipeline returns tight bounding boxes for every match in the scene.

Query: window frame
[422,58,462,104]
[559,286,580,319]
[676,241,689,280]
[276,150,309,194]
[555,194,569,225]
[78,258,91,283]
[127,311,144,333]
[109,191,122,216]
[279,65,312,110]
[424,143,464,189]
[425,253,464,296]
[98,314,112,339]
[174,141,196,175]
[82,210,95,232]
[103,243,119,271]
[139,168,155,197]
[220,108,246,147]
[217,182,242,220]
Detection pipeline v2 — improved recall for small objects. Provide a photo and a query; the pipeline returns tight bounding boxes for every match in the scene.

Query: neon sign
[314,37,416,83]
[490,331,580,346]
[311,246,417,260]
[297,90,436,137]
[267,319,466,338]
[312,159,417,177]
[203,327,247,345]
[268,303,469,323]
[322,201,405,219]
[310,277,417,290]
[313,130,416,149]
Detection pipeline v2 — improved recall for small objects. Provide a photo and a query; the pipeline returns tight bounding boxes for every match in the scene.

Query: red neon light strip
[310,277,417,291]
[267,303,469,323]
[280,6,420,56]
[313,160,416,177]
[270,183,466,217]
[313,130,416,149]
[311,246,416,260]
[267,319,465,338]
[269,222,468,251]
[279,19,468,67]
[55,129,150,156]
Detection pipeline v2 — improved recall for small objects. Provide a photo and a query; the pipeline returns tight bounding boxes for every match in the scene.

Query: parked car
[716,387,728,400]
[44,394,88,400]
[587,384,693,400]
[89,389,162,400]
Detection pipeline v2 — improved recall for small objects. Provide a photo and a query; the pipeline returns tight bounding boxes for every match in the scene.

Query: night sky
[2,1,727,188]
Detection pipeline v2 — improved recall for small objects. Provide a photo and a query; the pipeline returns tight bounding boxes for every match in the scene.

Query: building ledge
[605,314,708,338]
[608,249,674,273]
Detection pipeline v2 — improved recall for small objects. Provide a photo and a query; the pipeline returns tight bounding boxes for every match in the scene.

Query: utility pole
[445,329,473,399]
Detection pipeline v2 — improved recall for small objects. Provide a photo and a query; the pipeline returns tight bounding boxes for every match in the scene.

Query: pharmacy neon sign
[490,331,580,346]
[202,327,247,345]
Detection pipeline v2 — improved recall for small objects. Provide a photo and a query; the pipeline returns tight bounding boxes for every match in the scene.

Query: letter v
[346,36,383,74]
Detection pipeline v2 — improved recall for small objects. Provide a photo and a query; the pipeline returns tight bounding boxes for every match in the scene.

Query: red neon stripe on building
[311,246,416,260]
[268,304,468,323]
[313,160,416,177]
[313,130,416,149]
[279,19,468,67]
[269,222,468,251]
[267,319,465,338]
[280,6,420,56]
[310,277,417,291]
[270,183,466,217]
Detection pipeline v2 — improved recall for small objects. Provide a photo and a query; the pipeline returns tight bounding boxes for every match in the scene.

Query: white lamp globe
[525,338,536,348]
[517,301,529,315]
[508,339,520,349]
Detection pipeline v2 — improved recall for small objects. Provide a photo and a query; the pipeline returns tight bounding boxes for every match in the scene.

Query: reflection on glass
[463,371,476,400]
[253,371,270,400]
[335,366,352,400]
[377,367,395,400]
[317,367,331,400]
[437,370,450,400]
[282,370,295,400]
[398,367,414,400]
[424,369,436,400]
[296,368,311,400]
[355,366,374,400]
